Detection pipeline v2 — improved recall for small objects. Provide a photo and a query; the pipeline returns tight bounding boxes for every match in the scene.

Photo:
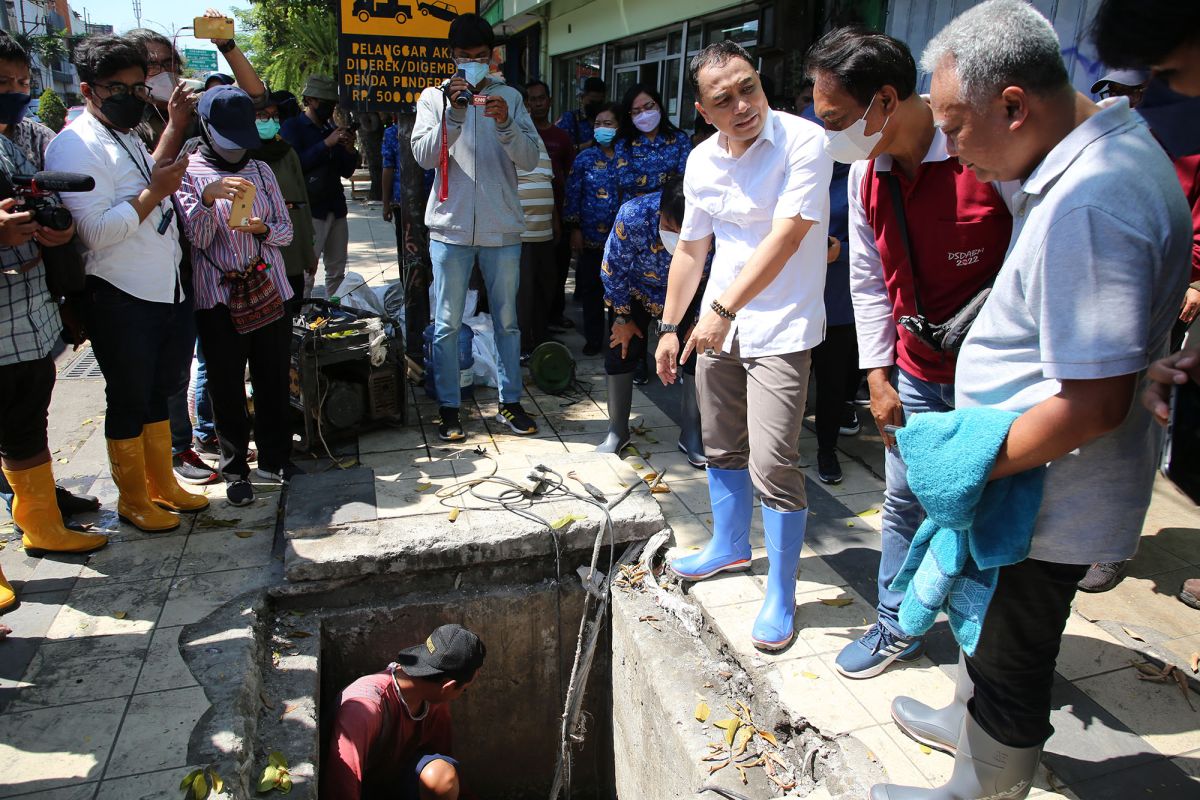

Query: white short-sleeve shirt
[679,110,833,357]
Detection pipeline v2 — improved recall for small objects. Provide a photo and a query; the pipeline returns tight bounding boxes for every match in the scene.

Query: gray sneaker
[1077,561,1128,593]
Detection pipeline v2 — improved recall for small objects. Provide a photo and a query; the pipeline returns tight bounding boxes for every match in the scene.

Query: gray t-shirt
[955,100,1192,565]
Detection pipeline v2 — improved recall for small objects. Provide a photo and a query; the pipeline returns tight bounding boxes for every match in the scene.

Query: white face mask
[634,109,661,133]
[147,71,177,103]
[823,94,890,164]
[457,61,489,87]
[659,228,679,255]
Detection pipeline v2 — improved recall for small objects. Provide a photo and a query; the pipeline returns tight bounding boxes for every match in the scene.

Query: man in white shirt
[45,35,208,534]
[657,40,832,651]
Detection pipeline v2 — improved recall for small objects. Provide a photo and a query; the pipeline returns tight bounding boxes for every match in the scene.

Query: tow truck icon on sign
[419,1,459,21]
[353,0,415,24]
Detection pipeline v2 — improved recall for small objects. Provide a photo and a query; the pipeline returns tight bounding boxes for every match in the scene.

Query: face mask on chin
[823,94,890,164]
[146,72,177,103]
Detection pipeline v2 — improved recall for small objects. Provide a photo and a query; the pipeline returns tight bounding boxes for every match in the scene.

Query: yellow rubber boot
[2,463,108,556]
[142,421,209,513]
[106,437,180,532]
[0,564,15,611]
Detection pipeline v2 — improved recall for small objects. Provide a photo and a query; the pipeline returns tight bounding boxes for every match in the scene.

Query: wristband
[217,40,237,54]
[710,300,736,321]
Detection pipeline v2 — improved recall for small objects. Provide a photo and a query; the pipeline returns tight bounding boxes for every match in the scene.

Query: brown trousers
[696,336,812,512]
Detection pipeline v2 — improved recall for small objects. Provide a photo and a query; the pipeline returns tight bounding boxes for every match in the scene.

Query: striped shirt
[518,137,555,243]
[177,155,295,312]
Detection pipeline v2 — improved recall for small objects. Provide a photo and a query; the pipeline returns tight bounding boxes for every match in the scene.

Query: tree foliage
[37,88,67,132]
[236,0,338,95]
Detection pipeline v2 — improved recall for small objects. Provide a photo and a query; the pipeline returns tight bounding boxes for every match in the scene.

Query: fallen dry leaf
[415,483,433,492]
[846,521,855,527]
[234,530,254,538]
[113,611,128,620]
[1191,652,1199,674]
[1122,626,1146,643]
[643,472,658,481]
[820,598,854,607]
[919,744,932,755]
[651,484,671,494]
[757,729,779,747]
[857,507,880,517]
[801,671,820,680]
[695,701,710,722]
[550,513,587,530]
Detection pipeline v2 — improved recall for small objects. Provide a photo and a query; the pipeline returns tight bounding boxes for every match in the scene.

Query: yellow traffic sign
[341,0,466,39]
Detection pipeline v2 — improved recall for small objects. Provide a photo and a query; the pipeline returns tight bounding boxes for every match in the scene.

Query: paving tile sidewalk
[2,197,1198,798]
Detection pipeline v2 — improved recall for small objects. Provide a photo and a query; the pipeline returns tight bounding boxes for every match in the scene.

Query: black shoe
[582,342,603,357]
[1078,561,1129,593]
[54,484,101,515]
[495,403,538,435]
[226,479,254,507]
[255,462,301,484]
[633,361,649,386]
[840,406,862,436]
[437,406,466,441]
[817,450,843,485]
[547,316,575,332]
[193,436,221,458]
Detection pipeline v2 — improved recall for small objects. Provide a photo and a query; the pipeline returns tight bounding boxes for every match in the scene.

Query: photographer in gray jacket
[411,14,540,442]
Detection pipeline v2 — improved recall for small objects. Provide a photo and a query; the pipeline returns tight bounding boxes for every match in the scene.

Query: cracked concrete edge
[644,534,885,799]
[282,496,665,583]
[179,588,272,799]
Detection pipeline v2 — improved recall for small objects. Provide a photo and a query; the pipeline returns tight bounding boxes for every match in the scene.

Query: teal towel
[889,407,1046,655]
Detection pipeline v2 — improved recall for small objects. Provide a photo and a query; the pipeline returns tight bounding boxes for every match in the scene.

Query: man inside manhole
[324,623,486,799]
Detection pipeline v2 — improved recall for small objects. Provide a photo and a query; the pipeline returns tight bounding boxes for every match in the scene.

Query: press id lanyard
[106,125,174,235]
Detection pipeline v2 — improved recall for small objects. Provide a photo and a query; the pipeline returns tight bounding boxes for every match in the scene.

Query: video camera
[445,70,487,109]
[0,171,96,231]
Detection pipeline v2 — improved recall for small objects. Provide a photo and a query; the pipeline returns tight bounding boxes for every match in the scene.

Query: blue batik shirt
[613,129,691,203]
[564,147,621,249]
[602,192,710,317]
[381,124,403,203]
[555,107,593,147]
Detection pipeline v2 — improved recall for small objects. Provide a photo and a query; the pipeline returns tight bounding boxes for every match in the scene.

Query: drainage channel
[174,452,865,799]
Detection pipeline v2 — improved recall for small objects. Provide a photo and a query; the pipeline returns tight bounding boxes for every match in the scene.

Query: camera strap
[438,98,450,202]
[883,170,928,320]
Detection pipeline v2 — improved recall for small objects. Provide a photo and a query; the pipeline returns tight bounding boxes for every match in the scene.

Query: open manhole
[58,347,104,380]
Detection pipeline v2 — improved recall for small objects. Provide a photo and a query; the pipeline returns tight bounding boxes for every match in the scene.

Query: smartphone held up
[194,16,234,40]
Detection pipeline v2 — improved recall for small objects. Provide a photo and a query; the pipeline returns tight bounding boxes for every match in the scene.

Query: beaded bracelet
[710,299,736,321]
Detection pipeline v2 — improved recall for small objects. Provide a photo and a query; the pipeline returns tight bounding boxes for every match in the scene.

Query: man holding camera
[0,42,110,609]
[411,14,540,441]
[280,74,359,300]
[805,29,1013,679]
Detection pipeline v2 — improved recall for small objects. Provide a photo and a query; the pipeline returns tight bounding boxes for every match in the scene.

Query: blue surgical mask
[458,61,489,87]
[594,127,617,146]
[256,118,280,140]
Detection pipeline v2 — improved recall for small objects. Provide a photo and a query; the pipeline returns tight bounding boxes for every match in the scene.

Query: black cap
[582,77,605,94]
[397,624,486,679]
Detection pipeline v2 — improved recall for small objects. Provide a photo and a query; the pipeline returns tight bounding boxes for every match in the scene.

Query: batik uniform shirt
[381,124,403,204]
[555,107,592,147]
[601,192,710,317]
[564,147,620,249]
[613,130,691,203]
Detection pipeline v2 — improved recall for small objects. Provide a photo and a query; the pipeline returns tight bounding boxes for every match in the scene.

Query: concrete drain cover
[59,347,104,380]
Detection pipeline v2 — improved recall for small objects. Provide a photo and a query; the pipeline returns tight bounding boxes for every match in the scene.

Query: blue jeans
[430,240,522,406]
[167,340,217,454]
[877,366,956,637]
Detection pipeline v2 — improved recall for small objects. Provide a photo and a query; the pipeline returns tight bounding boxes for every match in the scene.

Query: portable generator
[290,299,407,451]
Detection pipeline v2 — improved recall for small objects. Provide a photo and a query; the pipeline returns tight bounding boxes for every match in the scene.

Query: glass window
[669,31,682,55]
[687,26,703,53]
[614,68,638,104]
[644,38,667,61]
[708,16,759,49]
[665,58,681,117]
[616,44,638,65]
[554,47,602,119]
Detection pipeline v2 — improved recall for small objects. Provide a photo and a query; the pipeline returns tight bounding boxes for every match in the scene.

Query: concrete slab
[105,686,210,778]
[75,534,186,586]
[44,578,172,641]
[159,567,280,628]
[0,696,126,796]
[96,766,204,800]
[1071,665,1200,757]
[283,467,377,533]
[6,630,150,711]
[134,626,200,695]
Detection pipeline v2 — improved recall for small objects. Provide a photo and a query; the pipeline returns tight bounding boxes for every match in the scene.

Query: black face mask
[0,92,31,126]
[583,101,602,120]
[99,92,147,130]
[314,101,336,123]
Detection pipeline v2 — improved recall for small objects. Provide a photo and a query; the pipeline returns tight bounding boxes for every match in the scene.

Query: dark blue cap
[197,85,260,150]
[205,71,235,87]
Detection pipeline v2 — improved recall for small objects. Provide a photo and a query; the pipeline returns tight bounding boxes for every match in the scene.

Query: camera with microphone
[445,70,488,109]
[0,171,95,231]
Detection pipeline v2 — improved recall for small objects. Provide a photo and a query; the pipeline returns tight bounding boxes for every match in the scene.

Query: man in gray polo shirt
[870,3,1191,799]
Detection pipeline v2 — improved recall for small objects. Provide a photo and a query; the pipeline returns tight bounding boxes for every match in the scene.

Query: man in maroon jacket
[806,29,1014,680]
[324,624,485,800]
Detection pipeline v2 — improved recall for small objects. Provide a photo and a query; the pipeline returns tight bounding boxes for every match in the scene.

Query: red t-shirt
[859,158,1012,384]
[323,669,454,800]
[1173,153,1200,283]
[537,123,575,209]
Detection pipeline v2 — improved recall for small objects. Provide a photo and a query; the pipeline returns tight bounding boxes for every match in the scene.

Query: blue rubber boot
[752,505,807,651]
[670,467,753,581]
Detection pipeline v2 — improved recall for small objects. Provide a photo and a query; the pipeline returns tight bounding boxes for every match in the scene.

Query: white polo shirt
[45,109,182,304]
[679,109,832,357]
